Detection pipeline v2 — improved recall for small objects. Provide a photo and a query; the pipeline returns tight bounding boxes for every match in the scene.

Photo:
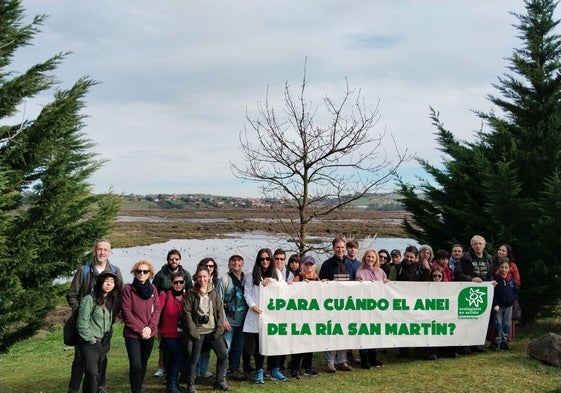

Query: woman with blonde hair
[355,249,386,368]
[121,260,160,393]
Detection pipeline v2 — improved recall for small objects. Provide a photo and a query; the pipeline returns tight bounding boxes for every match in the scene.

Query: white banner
[258,280,494,356]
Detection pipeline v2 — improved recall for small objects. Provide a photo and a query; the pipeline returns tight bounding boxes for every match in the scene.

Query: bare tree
[231,71,408,256]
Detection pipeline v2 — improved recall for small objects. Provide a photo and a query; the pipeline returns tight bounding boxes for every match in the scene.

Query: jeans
[494,305,513,344]
[124,336,155,393]
[196,349,210,375]
[161,337,186,390]
[288,352,313,370]
[324,350,347,365]
[78,341,109,393]
[223,325,245,374]
[188,334,228,385]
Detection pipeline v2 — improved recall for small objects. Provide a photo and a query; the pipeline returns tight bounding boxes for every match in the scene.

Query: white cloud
[13,0,535,196]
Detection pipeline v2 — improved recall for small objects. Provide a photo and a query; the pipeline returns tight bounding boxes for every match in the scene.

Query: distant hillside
[120,192,403,211]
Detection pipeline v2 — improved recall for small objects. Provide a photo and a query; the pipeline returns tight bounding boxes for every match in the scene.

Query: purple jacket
[121,283,161,339]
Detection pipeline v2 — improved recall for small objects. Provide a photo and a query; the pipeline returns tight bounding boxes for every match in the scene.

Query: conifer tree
[0,0,120,348]
[398,0,561,320]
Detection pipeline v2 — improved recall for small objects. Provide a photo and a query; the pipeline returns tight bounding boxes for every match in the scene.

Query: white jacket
[242,269,284,333]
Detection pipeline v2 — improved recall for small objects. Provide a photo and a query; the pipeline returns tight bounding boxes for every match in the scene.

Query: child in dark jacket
[492,257,519,350]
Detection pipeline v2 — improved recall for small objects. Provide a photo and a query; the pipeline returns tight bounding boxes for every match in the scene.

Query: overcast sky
[13,1,533,197]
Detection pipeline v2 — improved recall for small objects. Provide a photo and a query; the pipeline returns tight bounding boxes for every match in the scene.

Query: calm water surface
[111,232,418,283]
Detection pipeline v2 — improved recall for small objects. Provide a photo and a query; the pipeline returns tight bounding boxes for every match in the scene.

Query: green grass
[1,320,560,393]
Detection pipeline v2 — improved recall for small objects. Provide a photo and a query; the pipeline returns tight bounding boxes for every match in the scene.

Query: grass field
[1,319,559,393]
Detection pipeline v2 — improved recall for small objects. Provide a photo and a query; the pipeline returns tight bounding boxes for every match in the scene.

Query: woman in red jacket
[121,260,160,393]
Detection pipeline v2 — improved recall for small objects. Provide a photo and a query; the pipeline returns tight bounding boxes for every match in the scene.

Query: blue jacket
[493,272,518,307]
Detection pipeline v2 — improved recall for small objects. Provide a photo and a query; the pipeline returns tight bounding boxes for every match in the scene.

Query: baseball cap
[229,254,244,262]
[390,249,401,256]
[302,255,316,265]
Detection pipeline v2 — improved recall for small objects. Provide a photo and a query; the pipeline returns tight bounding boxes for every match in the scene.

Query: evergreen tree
[398,0,561,321]
[0,0,120,348]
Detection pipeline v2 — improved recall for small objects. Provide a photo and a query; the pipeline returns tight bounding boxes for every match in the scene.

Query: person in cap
[76,270,121,393]
[288,255,320,378]
[66,239,123,393]
[218,254,249,380]
[388,249,402,281]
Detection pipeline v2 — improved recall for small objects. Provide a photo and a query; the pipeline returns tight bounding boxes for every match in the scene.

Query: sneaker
[370,359,384,368]
[289,369,300,379]
[337,363,352,371]
[304,369,319,377]
[97,388,108,393]
[154,368,166,378]
[229,370,247,380]
[254,369,264,384]
[187,384,197,393]
[500,342,512,350]
[270,368,288,382]
[167,388,182,393]
[326,363,336,373]
[197,371,213,378]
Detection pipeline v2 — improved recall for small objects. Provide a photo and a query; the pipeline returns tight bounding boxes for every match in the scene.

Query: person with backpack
[218,254,249,380]
[76,270,120,393]
[66,239,123,393]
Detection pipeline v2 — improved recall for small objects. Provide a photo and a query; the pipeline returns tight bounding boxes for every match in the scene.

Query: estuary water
[110,232,419,283]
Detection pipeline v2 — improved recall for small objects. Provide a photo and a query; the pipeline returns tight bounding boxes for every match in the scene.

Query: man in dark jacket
[454,235,492,283]
[319,237,356,373]
[66,239,123,393]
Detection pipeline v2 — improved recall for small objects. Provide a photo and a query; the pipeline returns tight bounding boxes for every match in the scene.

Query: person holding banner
[355,249,387,369]
[319,237,356,373]
[243,248,288,384]
[288,255,320,378]
[454,235,493,354]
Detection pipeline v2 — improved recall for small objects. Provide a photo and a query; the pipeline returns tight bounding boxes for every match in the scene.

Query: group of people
[65,234,521,393]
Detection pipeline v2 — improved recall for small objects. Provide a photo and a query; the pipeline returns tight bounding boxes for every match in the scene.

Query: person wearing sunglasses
[153,249,193,379]
[243,248,287,384]
[431,249,453,282]
[158,272,187,393]
[195,258,219,379]
[121,260,160,393]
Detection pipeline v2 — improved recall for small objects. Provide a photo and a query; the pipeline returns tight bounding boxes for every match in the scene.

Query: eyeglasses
[169,257,180,261]
[135,269,150,275]
[432,274,443,278]
[379,256,387,260]
[258,257,271,262]
[173,280,185,285]
[206,264,214,268]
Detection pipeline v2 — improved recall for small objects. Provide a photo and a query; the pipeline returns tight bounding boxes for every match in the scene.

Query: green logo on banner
[457,287,488,319]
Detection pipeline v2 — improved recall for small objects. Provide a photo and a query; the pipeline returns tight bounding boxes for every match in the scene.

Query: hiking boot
[229,370,247,380]
[254,369,264,384]
[270,368,287,382]
[304,369,319,377]
[187,384,197,393]
[326,363,336,373]
[337,363,352,371]
[500,342,512,350]
[289,369,300,379]
[213,380,231,391]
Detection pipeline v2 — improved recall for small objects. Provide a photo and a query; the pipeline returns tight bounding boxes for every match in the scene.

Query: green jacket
[181,283,225,341]
[77,295,113,344]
